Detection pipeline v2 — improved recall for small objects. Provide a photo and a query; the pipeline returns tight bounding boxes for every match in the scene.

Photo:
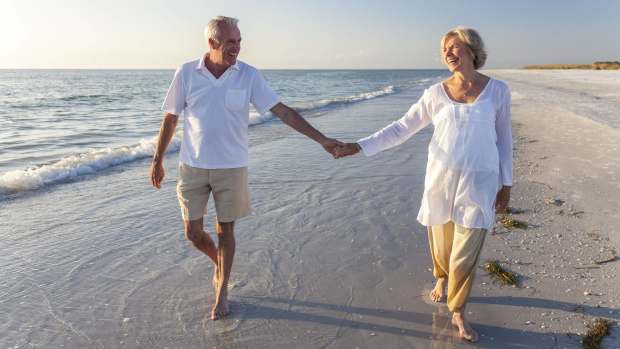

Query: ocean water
[0,69,444,197]
[0,68,450,348]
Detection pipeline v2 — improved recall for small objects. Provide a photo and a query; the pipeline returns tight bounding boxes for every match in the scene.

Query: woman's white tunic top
[358,79,513,230]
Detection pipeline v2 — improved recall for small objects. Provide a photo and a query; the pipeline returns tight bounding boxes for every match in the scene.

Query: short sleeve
[357,88,433,156]
[250,70,280,115]
[161,67,186,116]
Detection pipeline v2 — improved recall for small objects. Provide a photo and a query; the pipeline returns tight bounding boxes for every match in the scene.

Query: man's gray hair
[205,16,239,43]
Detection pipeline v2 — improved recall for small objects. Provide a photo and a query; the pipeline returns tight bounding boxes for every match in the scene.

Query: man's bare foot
[210,268,230,320]
[211,295,230,320]
[212,267,219,293]
[451,312,479,342]
[429,277,447,302]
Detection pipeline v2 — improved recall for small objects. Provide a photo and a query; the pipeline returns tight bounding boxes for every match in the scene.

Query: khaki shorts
[176,163,251,222]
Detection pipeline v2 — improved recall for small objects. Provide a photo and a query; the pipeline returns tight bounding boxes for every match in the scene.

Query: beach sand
[2,69,619,348]
[475,69,620,348]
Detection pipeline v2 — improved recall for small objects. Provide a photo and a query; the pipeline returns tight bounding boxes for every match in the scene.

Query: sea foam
[0,136,181,195]
[248,85,395,125]
[1,85,395,195]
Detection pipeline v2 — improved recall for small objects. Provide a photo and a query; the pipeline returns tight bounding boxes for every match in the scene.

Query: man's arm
[270,102,343,156]
[150,113,178,189]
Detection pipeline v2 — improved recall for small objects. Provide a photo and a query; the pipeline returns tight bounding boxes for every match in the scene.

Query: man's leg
[427,222,454,302]
[209,166,249,320]
[184,218,219,290]
[177,163,220,294]
[211,221,235,320]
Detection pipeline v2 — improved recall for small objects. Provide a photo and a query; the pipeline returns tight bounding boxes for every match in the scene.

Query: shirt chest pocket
[225,89,247,111]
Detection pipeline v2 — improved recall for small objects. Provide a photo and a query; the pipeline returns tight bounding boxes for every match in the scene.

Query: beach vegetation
[498,216,528,229]
[582,317,615,349]
[524,61,620,70]
[483,260,519,286]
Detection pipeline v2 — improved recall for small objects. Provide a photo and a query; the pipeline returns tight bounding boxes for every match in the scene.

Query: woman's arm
[495,85,513,212]
[355,90,433,157]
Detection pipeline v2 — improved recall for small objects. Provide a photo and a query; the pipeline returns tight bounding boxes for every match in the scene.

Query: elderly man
[150,16,342,320]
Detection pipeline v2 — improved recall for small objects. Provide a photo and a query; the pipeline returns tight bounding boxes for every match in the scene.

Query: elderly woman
[335,27,512,342]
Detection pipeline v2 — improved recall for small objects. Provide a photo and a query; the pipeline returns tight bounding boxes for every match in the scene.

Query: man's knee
[184,221,204,243]
[216,221,235,236]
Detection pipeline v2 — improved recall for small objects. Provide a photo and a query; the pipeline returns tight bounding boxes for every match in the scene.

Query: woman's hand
[334,143,361,159]
[495,186,511,213]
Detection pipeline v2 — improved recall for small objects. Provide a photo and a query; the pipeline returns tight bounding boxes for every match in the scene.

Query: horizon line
[0,67,521,71]
[0,67,449,70]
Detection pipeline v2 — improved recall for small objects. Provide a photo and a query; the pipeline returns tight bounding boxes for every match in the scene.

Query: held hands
[320,137,360,159]
[320,137,345,158]
[334,143,361,159]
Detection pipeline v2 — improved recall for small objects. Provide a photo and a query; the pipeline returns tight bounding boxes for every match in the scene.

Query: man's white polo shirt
[162,55,280,169]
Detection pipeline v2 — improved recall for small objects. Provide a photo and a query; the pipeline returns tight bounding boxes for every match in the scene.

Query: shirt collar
[196,53,240,71]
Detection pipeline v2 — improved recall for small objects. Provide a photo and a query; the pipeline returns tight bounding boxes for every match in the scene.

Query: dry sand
[477,69,620,348]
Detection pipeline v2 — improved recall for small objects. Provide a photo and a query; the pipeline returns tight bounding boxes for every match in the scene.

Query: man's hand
[334,143,361,159]
[321,137,345,158]
[270,103,343,159]
[150,160,165,189]
[495,186,511,213]
[150,113,178,190]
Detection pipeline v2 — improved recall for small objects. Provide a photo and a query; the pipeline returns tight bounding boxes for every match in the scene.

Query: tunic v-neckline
[440,78,493,105]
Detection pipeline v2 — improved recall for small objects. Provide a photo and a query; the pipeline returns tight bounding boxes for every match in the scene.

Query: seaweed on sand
[582,318,614,349]
[483,260,519,286]
[484,261,519,286]
[498,216,528,229]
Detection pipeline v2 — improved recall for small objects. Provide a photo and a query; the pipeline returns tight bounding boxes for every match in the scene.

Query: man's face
[210,24,241,66]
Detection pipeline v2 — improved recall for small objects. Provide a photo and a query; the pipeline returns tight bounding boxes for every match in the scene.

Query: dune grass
[524,61,620,70]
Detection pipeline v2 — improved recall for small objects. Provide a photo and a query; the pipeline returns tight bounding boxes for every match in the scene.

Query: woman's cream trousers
[428,222,487,312]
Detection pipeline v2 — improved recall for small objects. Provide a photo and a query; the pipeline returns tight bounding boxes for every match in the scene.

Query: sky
[1,0,619,69]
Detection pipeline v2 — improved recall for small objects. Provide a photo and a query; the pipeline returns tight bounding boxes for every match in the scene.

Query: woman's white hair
[441,26,487,70]
[204,16,239,43]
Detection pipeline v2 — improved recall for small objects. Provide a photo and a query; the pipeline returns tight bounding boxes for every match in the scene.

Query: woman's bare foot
[451,312,479,342]
[429,277,447,302]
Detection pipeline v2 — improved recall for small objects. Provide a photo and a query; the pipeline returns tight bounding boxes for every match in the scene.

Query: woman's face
[442,36,474,72]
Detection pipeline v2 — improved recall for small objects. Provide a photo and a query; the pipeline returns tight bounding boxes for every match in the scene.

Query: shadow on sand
[235,296,574,348]
[469,296,619,320]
